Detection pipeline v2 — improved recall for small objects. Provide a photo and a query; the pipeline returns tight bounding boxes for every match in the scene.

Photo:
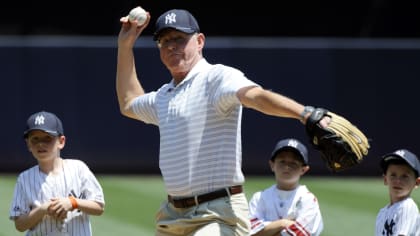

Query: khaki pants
[155,193,250,236]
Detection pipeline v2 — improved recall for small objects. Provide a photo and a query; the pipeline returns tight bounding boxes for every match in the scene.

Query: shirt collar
[170,58,210,88]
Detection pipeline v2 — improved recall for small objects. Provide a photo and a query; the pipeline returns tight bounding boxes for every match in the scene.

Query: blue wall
[2,36,419,176]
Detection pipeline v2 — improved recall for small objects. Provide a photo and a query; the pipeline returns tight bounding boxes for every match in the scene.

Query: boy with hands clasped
[9,111,105,236]
[249,138,323,236]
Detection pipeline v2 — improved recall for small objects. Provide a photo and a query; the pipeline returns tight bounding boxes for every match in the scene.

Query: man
[116,8,327,236]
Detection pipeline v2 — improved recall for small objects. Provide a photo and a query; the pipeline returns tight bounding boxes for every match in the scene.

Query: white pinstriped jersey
[131,58,258,197]
[249,185,323,236]
[9,159,105,236]
[375,197,419,236]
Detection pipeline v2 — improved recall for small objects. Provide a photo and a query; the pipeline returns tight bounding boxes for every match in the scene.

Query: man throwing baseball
[116,7,329,236]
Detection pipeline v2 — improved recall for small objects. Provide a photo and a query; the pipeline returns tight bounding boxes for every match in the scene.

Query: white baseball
[128,6,147,26]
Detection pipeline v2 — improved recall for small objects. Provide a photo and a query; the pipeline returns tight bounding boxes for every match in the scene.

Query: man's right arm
[116,46,144,119]
[116,13,150,120]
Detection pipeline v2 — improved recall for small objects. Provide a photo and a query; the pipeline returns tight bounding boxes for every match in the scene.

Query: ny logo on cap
[395,150,405,157]
[165,13,177,25]
[288,139,299,148]
[34,115,45,126]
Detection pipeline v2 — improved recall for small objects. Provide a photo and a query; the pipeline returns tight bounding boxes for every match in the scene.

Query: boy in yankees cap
[248,138,324,236]
[375,149,420,236]
[9,111,105,236]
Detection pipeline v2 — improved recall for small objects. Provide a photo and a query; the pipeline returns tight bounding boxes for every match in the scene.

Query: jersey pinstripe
[9,159,105,236]
[375,197,419,236]
[249,185,324,236]
[131,58,258,197]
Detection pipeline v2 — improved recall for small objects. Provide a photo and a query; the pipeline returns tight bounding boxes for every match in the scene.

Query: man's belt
[168,185,243,208]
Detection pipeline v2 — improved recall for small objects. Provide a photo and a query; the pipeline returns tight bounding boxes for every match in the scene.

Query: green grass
[1,174,419,236]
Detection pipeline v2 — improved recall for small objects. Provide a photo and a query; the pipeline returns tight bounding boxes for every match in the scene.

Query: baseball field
[1,174,419,236]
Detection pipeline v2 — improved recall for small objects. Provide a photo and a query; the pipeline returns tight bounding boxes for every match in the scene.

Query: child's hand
[47,197,72,220]
[36,200,52,215]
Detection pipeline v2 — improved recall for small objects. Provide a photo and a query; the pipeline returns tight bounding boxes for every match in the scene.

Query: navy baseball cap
[153,9,200,41]
[23,111,64,138]
[380,149,420,177]
[271,138,309,165]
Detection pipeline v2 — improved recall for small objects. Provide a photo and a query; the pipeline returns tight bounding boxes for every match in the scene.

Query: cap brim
[153,27,197,41]
[23,129,60,138]
[271,147,307,165]
[380,153,418,175]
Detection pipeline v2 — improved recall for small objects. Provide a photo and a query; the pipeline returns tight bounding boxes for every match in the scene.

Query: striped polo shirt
[132,59,259,197]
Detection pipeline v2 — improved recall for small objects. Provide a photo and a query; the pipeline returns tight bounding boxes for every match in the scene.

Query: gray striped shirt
[132,59,258,197]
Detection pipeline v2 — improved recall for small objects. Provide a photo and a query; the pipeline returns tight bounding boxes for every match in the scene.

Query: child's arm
[13,201,51,232]
[48,197,104,217]
[68,198,104,215]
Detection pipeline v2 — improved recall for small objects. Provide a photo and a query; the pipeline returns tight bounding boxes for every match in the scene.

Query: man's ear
[58,135,66,149]
[196,33,205,50]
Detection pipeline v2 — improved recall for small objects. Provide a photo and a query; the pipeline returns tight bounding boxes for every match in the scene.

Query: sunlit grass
[1,174,418,236]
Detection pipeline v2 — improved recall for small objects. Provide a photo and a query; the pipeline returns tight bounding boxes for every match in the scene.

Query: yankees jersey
[249,184,323,236]
[375,197,419,236]
[9,159,105,236]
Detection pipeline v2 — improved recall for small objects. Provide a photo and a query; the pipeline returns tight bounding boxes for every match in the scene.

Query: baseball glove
[305,107,370,172]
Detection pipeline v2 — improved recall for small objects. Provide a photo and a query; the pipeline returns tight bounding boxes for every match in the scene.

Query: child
[9,111,105,236]
[248,138,323,236]
[376,149,420,236]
